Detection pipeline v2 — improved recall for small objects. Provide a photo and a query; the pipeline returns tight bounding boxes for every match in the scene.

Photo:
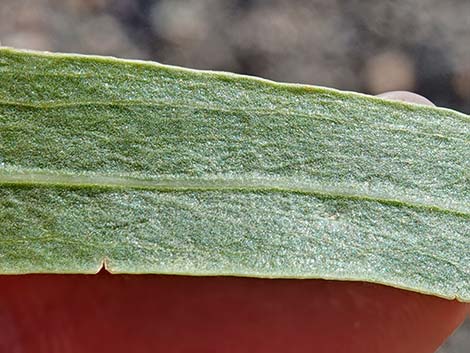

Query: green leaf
[0,47,469,302]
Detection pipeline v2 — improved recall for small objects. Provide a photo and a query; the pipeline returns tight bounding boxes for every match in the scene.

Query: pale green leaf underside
[0,48,469,302]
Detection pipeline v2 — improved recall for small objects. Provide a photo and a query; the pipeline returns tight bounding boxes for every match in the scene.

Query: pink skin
[377,91,435,106]
[0,272,468,353]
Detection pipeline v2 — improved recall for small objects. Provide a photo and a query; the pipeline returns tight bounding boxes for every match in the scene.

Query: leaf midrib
[0,170,467,218]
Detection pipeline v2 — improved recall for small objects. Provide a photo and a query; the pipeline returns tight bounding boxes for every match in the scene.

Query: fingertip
[377,91,435,106]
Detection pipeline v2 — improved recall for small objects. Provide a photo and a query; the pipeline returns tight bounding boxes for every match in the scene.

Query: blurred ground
[0,0,468,351]
[1,0,470,113]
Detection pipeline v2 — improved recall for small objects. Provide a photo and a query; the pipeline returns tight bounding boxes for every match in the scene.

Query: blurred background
[1,0,470,113]
[0,0,468,351]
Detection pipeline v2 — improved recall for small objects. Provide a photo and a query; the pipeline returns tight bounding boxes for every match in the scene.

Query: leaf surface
[0,48,469,301]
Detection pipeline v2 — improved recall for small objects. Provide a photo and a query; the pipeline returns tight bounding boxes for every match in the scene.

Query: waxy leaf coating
[0,48,469,301]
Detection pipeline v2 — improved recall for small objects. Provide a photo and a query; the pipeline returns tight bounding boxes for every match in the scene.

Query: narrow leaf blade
[0,48,469,301]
